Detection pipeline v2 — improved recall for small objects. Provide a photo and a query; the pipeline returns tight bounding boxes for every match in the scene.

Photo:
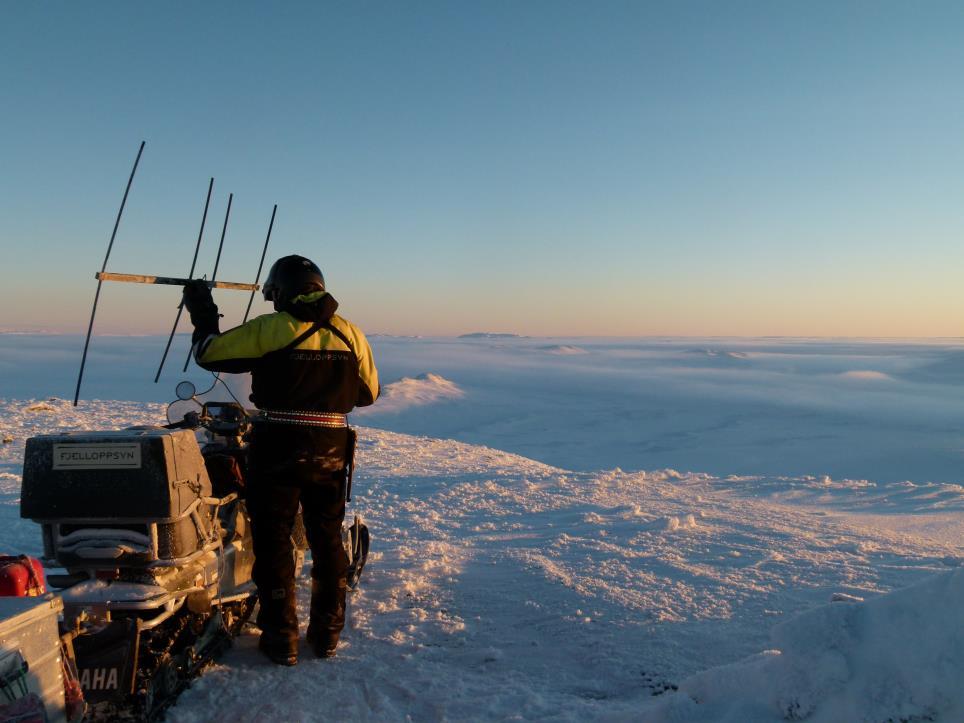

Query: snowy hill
[3,335,964,721]
[2,397,961,721]
[177,426,963,722]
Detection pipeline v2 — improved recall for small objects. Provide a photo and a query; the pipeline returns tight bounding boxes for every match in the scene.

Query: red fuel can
[0,555,46,596]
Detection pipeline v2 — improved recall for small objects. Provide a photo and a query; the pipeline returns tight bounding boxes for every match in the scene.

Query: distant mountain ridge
[458,332,524,339]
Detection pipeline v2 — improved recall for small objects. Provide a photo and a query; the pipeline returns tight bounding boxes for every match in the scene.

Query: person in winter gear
[182,256,378,664]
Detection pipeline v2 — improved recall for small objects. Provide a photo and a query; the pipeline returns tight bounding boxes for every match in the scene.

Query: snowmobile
[18,380,370,720]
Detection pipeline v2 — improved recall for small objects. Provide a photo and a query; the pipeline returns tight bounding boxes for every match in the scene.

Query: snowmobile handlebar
[164,411,202,430]
[163,402,250,437]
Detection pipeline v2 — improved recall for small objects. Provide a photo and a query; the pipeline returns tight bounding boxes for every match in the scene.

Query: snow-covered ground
[1,335,963,721]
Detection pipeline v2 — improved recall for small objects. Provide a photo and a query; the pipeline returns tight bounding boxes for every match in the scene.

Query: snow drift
[354,373,464,415]
[646,568,964,722]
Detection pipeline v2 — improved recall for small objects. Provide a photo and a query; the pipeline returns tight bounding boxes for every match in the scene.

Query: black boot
[306,577,347,658]
[256,586,299,665]
[258,629,298,666]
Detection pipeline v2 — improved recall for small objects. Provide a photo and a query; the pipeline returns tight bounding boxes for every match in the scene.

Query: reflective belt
[260,410,348,428]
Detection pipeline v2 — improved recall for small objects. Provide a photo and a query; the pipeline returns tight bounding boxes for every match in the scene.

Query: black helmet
[262,255,325,305]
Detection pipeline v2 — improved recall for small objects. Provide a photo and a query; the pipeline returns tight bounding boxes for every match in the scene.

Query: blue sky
[2,1,964,336]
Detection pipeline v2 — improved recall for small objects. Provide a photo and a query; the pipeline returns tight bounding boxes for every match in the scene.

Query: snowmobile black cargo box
[21,429,210,520]
[20,429,214,567]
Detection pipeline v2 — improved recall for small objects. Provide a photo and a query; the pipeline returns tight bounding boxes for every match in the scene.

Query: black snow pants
[247,422,351,643]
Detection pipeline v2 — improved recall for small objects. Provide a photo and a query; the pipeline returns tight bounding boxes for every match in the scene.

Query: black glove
[182,280,220,336]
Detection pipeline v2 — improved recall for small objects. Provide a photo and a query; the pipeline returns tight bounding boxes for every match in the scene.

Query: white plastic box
[0,596,66,723]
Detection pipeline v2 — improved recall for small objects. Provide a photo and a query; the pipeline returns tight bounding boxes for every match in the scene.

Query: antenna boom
[95,272,259,291]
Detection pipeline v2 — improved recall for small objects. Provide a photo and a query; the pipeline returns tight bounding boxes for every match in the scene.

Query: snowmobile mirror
[175,381,197,401]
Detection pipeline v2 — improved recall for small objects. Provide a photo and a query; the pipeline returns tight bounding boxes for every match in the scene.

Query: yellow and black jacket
[194,291,378,414]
